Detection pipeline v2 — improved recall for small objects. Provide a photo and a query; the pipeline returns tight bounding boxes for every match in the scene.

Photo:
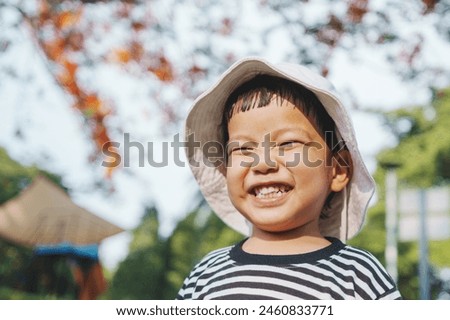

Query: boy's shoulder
[337,243,384,265]
[193,245,235,270]
[203,245,234,260]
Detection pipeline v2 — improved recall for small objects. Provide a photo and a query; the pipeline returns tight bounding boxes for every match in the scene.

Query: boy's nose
[251,149,279,174]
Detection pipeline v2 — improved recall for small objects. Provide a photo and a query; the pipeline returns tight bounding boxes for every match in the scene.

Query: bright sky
[1,1,449,270]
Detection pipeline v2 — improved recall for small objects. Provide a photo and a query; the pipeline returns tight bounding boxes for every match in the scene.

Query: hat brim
[185,57,375,241]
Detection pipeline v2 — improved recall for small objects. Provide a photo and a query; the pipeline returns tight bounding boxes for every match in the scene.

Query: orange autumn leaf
[129,41,144,62]
[103,140,121,179]
[84,94,102,112]
[321,65,330,77]
[189,64,205,75]
[63,59,78,77]
[94,125,109,147]
[38,0,51,26]
[187,64,206,81]
[57,76,78,95]
[43,38,65,62]
[152,67,173,82]
[67,82,82,96]
[112,48,132,63]
[116,3,131,19]
[347,0,368,23]
[148,56,174,82]
[110,43,143,64]
[422,0,437,13]
[66,32,85,51]
[316,15,344,47]
[105,165,115,180]
[131,21,146,32]
[55,10,82,30]
[57,60,81,95]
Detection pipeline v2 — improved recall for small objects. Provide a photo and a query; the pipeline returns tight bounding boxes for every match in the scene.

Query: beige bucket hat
[185,57,375,241]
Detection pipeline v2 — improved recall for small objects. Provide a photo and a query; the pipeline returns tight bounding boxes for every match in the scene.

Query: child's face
[226,96,345,237]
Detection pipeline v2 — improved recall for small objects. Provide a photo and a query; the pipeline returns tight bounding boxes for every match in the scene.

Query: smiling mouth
[252,184,293,199]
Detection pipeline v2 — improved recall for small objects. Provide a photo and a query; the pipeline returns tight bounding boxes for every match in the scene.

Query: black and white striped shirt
[177,238,401,300]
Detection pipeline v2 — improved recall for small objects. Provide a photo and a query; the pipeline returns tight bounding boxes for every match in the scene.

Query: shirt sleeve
[377,287,402,300]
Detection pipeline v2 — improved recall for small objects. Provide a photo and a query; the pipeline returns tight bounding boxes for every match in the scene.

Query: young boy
[178,57,401,300]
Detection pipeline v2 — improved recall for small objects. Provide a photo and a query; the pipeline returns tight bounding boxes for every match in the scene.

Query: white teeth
[254,185,291,199]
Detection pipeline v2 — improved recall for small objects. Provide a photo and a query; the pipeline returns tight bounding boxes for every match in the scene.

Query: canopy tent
[0,176,124,247]
[0,175,124,299]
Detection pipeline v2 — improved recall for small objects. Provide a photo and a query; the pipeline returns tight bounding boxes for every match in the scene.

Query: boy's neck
[242,230,331,255]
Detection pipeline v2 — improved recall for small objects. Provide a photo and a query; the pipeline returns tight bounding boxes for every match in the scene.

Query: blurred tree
[107,206,169,299]
[350,87,450,299]
[0,148,35,204]
[0,147,70,297]
[107,204,242,299]
[163,209,203,298]
[1,0,449,181]
[165,205,243,298]
[377,88,450,188]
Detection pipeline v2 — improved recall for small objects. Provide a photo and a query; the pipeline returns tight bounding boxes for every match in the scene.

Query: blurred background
[0,0,449,300]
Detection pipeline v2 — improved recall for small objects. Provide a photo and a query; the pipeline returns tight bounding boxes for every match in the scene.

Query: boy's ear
[330,149,352,192]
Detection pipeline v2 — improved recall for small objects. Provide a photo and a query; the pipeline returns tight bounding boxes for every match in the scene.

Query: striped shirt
[177,238,401,300]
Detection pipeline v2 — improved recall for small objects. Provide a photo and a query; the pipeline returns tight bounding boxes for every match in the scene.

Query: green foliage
[20,255,77,298]
[0,148,36,205]
[0,239,33,289]
[107,246,167,299]
[0,147,71,298]
[165,208,243,298]
[349,203,388,261]
[198,210,244,256]
[107,205,243,299]
[377,88,450,188]
[350,87,450,299]
[0,148,65,205]
[0,148,39,290]
[107,207,170,299]
[164,210,203,298]
[396,242,420,299]
[128,207,161,253]
[429,239,450,268]
[350,204,421,299]
[0,286,62,300]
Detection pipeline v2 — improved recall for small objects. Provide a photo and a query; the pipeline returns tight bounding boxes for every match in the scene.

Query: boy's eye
[227,141,257,156]
[229,146,254,156]
[278,141,303,149]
